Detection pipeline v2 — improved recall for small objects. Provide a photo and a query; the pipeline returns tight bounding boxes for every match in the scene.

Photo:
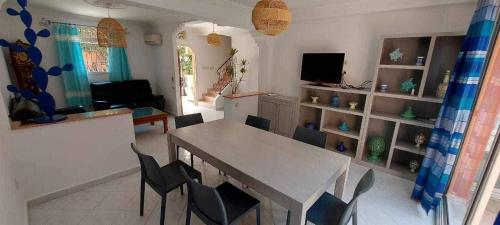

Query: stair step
[201,95,215,102]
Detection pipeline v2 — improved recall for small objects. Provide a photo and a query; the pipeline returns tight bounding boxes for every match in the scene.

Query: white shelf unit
[298,85,371,159]
[357,32,465,180]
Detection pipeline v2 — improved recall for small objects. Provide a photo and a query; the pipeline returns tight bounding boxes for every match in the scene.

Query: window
[79,27,108,73]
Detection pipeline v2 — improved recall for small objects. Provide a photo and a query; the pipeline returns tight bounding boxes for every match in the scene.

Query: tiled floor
[28,119,435,225]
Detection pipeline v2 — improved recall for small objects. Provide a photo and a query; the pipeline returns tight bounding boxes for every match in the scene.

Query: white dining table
[167,119,351,225]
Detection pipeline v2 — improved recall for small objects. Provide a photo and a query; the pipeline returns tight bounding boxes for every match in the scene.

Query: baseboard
[27,165,140,207]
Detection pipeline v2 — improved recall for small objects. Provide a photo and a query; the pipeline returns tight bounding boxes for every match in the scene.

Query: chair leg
[352,206,358,225]
[286,210,290,225]
[190,154,194,167]
[160,194,167,225]
[176,146,180,160]
[198,175,203,185]
[140,175,145,216]
[185,203,192,225]
[180,184,184,195]
[256,206,261,225]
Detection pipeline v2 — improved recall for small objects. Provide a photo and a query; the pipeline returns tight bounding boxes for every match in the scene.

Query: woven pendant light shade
[207,33,221,46]
[252,0,291,36]
[97,18,127,48]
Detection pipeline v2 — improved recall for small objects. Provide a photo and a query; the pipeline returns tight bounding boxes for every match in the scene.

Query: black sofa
[90,80,165,111]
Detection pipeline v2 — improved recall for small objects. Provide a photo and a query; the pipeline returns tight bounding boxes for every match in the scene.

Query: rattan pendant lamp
[252,0,291,36]
[85,0,127,48]
[207,23,221,47]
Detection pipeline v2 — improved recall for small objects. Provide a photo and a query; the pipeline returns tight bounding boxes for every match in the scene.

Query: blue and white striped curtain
[53,24,92,106]
[411,0,499,212]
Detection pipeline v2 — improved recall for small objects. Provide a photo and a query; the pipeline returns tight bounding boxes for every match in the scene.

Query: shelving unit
[296,32,465,181]
[359,32,465,180]
[298,85,370,159]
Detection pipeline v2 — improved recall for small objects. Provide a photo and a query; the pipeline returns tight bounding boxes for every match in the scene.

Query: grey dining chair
[245,115,271,131]
[131,143,202,225]
[293,126,327,148]
[180,167,261,225]
[175,113,204,167]
[306,169,375,225]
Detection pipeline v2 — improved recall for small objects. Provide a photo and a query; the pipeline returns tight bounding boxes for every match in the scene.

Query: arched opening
[177,45,197,111]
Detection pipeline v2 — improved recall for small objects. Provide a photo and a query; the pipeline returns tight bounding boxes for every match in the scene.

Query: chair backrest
[338,169,375,225]
[245,115,271,131]
[175,113,204,129]
[293,127,327,148]
[130,143,166,190]
[180,167,228,225]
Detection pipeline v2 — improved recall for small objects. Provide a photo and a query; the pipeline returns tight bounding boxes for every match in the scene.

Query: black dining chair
[175,113,204,167]
[131,143,202,225]
[293,126,327,148]
[180,167,261,225]
[306,169,375,225]
[245,115,271,131]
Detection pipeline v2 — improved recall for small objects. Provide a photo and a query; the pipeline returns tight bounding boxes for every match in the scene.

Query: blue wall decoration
[0,0,73,123]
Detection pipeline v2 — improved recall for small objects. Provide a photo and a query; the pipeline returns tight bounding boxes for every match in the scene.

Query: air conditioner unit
[144,34,162,46]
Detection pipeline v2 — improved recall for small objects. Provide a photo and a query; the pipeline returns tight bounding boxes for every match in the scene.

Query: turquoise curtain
[53,24,92,106]
[108,47,132,81]
[411,0,499,212]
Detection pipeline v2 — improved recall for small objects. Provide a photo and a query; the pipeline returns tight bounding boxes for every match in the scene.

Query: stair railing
[216,54,236,94]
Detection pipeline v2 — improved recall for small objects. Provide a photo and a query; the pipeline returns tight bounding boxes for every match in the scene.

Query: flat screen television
[300,53,345,85]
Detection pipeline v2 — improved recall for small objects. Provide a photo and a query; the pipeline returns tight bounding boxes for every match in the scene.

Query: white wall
[268,2,475,97]
[0,57,27,225]
[3,113,137,201]
[0,3,156,108]
[177,28,232,100]
[220,28,260,93]
[0,140,27,225]
[150,23,182,115]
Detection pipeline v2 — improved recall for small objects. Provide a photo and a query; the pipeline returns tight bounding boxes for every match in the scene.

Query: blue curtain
[411,0,499,212]
[53,24,92,106]
[108,47,132,81]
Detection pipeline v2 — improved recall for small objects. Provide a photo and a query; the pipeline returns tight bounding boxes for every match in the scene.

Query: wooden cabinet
[258,95,298,137]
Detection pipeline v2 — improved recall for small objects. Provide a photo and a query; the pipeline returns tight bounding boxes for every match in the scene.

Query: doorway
[177,45,198,112]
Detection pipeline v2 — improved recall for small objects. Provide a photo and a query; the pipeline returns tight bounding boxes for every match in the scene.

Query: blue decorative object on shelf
[0,0,73,123]
[338,121,350,132]
[336,141,346,152]
[389,48,403,62]
[304,122,319,130]
[330,95,340,108]
[400,78,417,94]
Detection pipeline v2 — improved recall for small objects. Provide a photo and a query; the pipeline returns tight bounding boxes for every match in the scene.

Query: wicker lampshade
[207,33,221,46]
[252,0,291,36]
[97,18,127,48]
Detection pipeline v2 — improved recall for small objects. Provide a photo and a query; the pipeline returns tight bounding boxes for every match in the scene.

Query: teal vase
[368,136,386,162]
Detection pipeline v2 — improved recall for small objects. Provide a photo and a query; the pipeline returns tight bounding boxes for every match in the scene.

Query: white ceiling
[229,0,358,9]
[24,0,196,24]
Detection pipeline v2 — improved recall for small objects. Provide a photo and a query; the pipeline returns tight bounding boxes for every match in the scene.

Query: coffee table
[132,107,168,133]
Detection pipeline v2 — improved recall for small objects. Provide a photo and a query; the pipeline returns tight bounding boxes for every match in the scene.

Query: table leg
[163,119,168,133]
[288,203,306,225]
[334,164,349,199]
[167,133,176,163]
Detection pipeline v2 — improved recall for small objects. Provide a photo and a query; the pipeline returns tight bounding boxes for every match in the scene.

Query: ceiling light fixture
[85,0,127,48]
[207,23,221,47]
[252,0,292,36]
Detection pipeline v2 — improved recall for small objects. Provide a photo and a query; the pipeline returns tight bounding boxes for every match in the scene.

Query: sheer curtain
[53,24,92,106]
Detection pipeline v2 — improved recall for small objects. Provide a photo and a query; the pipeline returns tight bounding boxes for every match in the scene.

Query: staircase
[198,51,236,106]
[199,75,231,105]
